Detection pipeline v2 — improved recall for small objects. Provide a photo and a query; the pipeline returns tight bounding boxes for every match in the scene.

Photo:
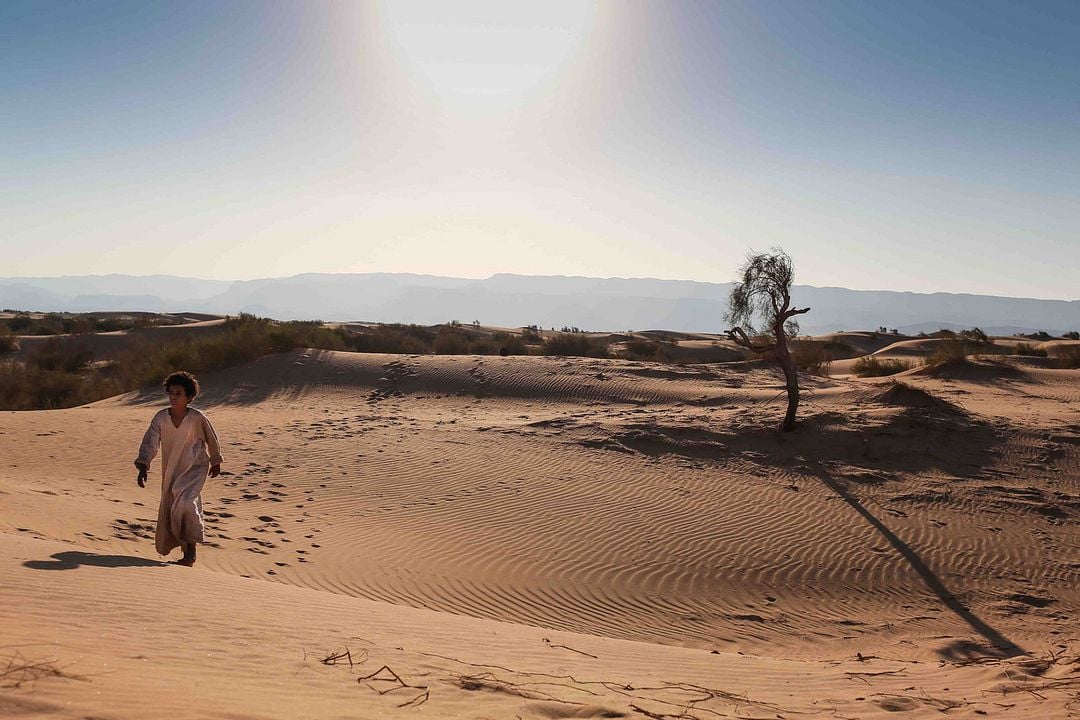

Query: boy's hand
[136,467,147,488]
[209,463,221,478]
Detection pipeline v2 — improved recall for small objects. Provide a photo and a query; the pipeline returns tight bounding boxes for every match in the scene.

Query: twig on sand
[321,647,362,668]
[415,650,788,718]
[358,665,429,708]
[454,671,592,703]
[543,637,599,659]
[629,704,670,719]
[845,669,906,677]
[1,651,86,689]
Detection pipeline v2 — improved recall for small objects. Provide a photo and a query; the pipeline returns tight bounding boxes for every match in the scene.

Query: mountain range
[1,273,1076,336]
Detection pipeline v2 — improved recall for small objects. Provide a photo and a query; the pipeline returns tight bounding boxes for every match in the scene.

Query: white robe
[135,407,223,555]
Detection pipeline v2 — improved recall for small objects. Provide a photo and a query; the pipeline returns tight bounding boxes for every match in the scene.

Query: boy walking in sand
[134,371,222,567]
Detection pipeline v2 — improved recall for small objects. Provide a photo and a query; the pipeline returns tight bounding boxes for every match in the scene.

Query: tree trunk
[774,324,799,432]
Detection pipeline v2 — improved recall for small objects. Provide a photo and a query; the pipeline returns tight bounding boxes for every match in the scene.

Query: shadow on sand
[811,469,1027,660]
[23,551,165,571]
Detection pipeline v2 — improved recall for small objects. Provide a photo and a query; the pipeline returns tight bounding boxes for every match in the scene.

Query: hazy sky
[3,1,1078,299]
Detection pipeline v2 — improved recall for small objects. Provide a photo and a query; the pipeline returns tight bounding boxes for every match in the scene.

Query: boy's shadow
[23,551,164,571]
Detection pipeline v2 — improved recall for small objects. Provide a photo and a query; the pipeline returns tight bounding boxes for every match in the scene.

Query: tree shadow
[809,468,1027,660]
[23,551,165,571]
[584,406,1002,480]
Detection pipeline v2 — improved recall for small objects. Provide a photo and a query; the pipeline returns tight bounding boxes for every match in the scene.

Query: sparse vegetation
[1064,331,1079,340]
[433,326,472,354]
[923,340,973,367]
[541,333,609,358]
[0,329,17,354]
[1050,346,1080,369]
[0,312,174,336]
[1013,343,1047,357]
[623,338,672,362]
[492,332,527,356]
[823,340,856,358]
[521,326,543,343]
[852,356,910,377]
[0,314,566,409]
[349,324,436,354]
[959,327,989,344]
[789,341,832,375]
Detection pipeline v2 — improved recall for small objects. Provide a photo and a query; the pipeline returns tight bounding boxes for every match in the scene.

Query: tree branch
[725,326,775,353]
[781,306,811,320]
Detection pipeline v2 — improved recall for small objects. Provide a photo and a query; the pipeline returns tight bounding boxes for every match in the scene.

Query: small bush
[5,314,33,333]
[350,324,435,354]
[433,327,471,355]
[824,340,856,356]
[959,327,989,343]
[542,333,609,358]
[624,339,670,362]
[1063,331,1079,340]
[852,356,910,377]
[0,330,17,354]
[1013,343,1047,357]
[924,340,971,367]
[491,332,527,356]
[790,341,832,375]
[27,338,94,373]
[1050,346,1080,369]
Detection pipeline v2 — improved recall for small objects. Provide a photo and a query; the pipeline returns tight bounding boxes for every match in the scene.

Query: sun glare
[374,0,596,99]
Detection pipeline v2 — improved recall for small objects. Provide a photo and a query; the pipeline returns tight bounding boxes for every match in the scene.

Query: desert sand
[1,345,1077,718]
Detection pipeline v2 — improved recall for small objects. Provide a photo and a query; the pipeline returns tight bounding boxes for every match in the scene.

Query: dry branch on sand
[319,647,366,667]
[415,649,785,719]
[357,665,430,708]
[0,650,85,689]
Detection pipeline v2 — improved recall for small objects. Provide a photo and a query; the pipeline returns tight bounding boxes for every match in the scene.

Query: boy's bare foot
[174,544,196,567]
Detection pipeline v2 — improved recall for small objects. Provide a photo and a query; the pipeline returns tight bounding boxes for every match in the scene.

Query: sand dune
[2,348,1077,717]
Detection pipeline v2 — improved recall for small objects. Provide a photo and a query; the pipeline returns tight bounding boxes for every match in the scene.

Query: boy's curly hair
[163,371,200,399]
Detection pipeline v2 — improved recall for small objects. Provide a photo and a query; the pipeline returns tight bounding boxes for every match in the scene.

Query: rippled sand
[2,349,1077,718]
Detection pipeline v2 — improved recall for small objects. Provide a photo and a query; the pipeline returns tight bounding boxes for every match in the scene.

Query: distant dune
[2,272,1077,335]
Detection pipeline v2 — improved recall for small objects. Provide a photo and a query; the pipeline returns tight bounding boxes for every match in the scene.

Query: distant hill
[1,273,1076,335]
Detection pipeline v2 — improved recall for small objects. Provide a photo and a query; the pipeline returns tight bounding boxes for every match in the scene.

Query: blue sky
[2,0,1078,299]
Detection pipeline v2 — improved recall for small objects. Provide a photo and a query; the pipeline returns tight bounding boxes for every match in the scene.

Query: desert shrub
[959,327,989,343]
[542,333,609,358]
[1064,331,1079,340]
[923,340,971,367]
[1013,343,1047,357]
[824,340,856,355]
[491,332,527,356]
[520,325,543,343]
[467,336,500,355]
[624,339,670,362]
[0,315,364,410]
[27,338,94,373]
[853,356,910,377]
[350,324,435,354]
[6,315,33,333]
[27,369,88,408]
[0,330,17,354]
[0,312,172,336]
[433,326,471,355]
[790,341,832,375]
[1050,346,1080,369]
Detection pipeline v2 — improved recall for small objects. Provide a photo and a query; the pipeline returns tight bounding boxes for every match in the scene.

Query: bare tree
[725,249,810,432]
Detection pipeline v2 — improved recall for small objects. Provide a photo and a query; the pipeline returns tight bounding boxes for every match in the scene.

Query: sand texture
[2,349,1078,718]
